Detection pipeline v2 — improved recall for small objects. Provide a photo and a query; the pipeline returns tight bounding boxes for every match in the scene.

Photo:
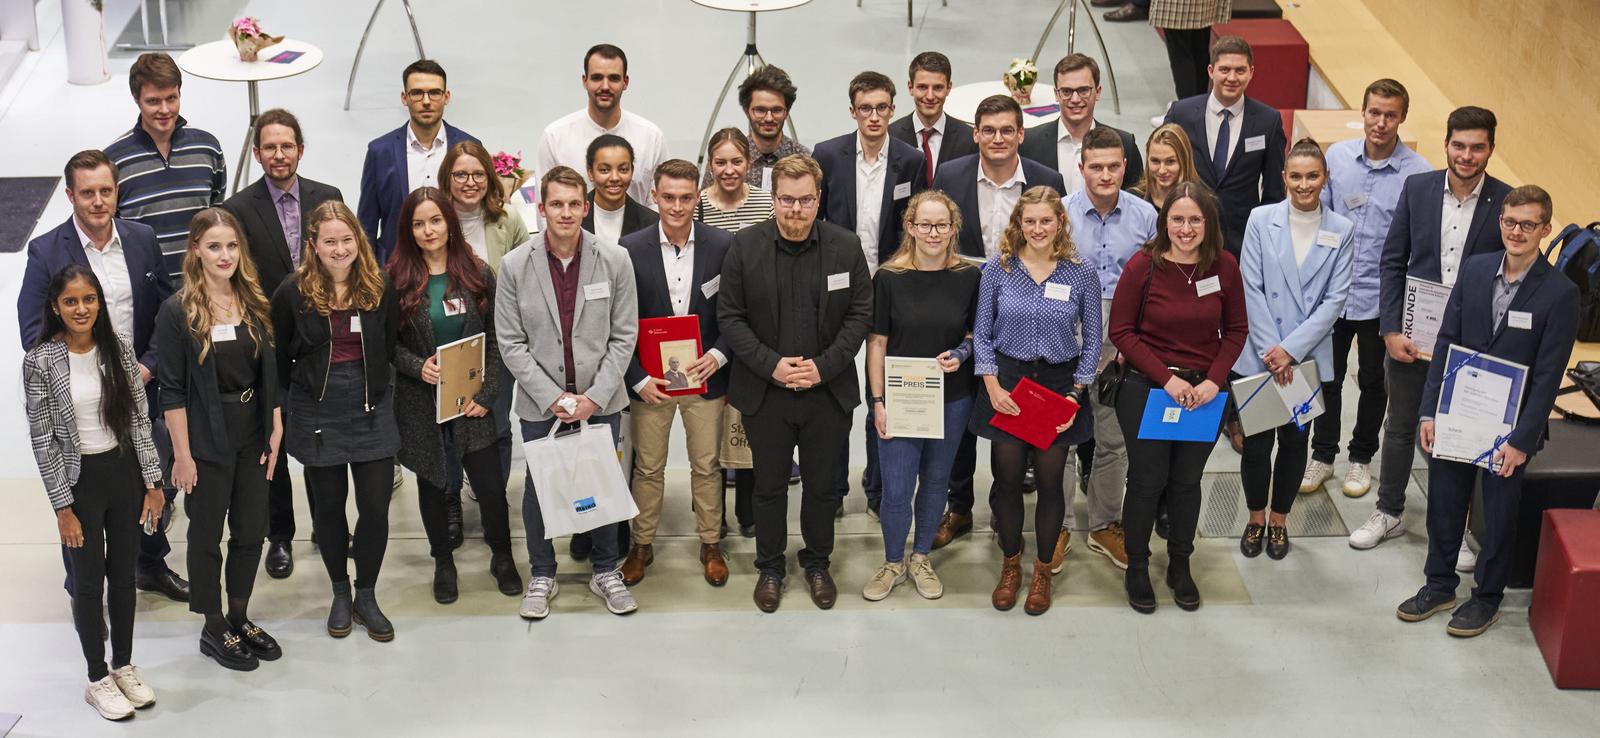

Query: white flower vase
[61,0,111,85]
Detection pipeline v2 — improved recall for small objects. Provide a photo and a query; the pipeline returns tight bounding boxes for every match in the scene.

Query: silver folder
[1231,360,1321,437]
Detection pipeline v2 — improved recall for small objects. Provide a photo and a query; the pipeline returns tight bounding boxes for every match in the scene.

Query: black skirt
[969,353,1094,449]
[285,360,400,467]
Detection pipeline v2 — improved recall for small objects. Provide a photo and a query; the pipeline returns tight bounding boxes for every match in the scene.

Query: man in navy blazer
[888,52,978,187]
[357,60,480,265]
[616,160,735,587]
[1398,186,1578,638]
[1359,107,1514,551]
[1163,36,1286,256]
[931,95,1067,261]
[18,150,187,601]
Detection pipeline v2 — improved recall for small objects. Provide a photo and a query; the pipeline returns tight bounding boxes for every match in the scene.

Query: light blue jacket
[1233,201,1355,382]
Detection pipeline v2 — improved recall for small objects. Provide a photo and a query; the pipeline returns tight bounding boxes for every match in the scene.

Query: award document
[1404,277,1452,359]
[436,333,486,423]
[1431,344,1527,472]
[638,316,706,396]
[884,357,945,439]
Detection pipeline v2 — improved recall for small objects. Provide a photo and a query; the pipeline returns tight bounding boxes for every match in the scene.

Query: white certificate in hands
[1404,277,1452,360]
[884,357,945,439]
[1431,344,1527,472]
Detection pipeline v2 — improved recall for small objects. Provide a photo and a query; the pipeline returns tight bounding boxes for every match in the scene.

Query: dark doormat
[0,177,60,253]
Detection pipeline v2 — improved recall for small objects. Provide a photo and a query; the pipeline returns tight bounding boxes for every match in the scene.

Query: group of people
[20,35,1579,722]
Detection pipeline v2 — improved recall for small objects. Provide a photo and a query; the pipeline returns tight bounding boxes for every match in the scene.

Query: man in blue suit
[18,150,186,601]
[358,59,480,265]
[1162,35,1286,257]
[616,160,735,587]
[1398,185,1579,637]
[1359,107,1513,555]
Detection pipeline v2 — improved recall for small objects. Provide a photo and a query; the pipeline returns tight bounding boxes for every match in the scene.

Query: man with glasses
[815,71,928,519]
[538,44,666,206]
[704,66,811,190]
[1020,54,1142,196]
[718,154,873,612]
[889,52,977,185]
[358,59,480,264]
[1397,185,1577,638]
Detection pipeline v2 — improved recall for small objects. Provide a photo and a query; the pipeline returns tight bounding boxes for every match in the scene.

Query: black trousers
[68,450,144,681]
[1424,457,1526,608]
[305,458,393,589]
[732,468,755,527]
[1241,422,1309,515]
[745,387,850,577]
[1117,372,1211,568]
[1162,27,1214,100]
[418,430,511,558]
[1311,317,1388,465]
[266,451,315,542]
[184,402,269,615]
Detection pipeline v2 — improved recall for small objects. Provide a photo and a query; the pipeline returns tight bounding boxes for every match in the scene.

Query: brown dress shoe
[992,554,1023,610]
[1049,528,1072,574]
[753,572,783,612]
[620,543,653,586]
[701,543,729,586]
[932,512,973,549]
[1103,4,1148,22]
[1225,420,1245,453]
[805,568,837,609]
[1024,560,1054,615]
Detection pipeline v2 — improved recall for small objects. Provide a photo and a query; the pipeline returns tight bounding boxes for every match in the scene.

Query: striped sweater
[105,116,226,278]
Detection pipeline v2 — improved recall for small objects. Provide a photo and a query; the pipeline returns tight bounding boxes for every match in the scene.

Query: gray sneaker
[589,570,638,614]
[519,576,558,619]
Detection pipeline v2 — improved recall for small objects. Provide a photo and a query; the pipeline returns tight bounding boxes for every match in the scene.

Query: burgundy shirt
[1108,249,1248,387]
[546,239,582,391]
[329,309,363,363]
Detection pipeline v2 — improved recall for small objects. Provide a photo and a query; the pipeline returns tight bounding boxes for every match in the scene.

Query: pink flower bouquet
[229,17,283,62]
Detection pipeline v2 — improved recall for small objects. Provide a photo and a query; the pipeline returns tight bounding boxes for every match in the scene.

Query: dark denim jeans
[877,396,973,561]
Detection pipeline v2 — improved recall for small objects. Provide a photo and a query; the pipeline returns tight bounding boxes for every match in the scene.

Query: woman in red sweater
[1108,182,1248,614]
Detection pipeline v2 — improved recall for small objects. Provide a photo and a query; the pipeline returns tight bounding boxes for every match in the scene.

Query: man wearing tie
[888,52,977,187]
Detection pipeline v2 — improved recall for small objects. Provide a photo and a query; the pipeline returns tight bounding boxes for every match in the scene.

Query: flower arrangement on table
[1002,58,1039,105]
[229,17,284,62]
[493,151,531,199]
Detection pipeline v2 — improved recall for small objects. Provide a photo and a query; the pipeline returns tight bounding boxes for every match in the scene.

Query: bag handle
[545,418,590,441]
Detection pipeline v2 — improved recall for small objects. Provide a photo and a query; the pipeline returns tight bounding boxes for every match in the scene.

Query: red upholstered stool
[1529,509,1600,689]
[1211,20,1308,110]
[1277,109,1296,150]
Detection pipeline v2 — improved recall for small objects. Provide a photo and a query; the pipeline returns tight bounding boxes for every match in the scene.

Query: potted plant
[1002,58,1039,105]
[229,17,283,62]
[62,0,110,85]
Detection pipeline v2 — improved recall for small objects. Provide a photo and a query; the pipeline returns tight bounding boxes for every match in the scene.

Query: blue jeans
[876,396,973,561]
[520,413,623,578]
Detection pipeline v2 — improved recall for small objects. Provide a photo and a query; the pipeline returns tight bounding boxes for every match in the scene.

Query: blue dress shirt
[973,255,1103,384]
[1065,189,1160,299]
[1320,138,1433,321]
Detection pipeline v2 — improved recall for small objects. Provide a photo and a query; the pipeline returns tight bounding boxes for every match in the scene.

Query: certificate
[1404,277,1452,360]
[884,357,944,439]
[436,333,486,424]
[1431,344,1526,472]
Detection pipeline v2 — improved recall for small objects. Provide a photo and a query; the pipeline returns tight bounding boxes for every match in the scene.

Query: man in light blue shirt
[1061,127,1158,568]
[1305,79,1433,504]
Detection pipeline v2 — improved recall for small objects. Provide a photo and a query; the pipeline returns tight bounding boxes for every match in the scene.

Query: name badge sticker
[211,324,237,342]
[584,282,611,301]
[1244,135,1266,152]
[1343,192,1368,210]
[443,298,466,316]
[1316,230,1342,248]
[349,315,362,333]
[893,181,911,200]
[1196,275,1222,297]
[827,272,850,291]
[1043,283,1072,302]
[1162,407,1182,423]
[701,274,721,299]
[1508,310,1533,329]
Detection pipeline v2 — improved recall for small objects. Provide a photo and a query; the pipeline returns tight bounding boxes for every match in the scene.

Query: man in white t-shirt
[537,44,666,207]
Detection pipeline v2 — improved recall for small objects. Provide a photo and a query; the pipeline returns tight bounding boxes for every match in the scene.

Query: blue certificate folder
[1137,389,1229,441]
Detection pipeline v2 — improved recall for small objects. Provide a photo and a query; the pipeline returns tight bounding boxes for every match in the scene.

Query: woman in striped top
[696,127,776,233]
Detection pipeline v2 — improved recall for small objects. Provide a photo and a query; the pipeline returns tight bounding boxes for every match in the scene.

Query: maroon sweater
[1108,249,1249,387]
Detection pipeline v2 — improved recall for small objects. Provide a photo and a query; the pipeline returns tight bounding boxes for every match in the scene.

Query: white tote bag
[523,421,639,538]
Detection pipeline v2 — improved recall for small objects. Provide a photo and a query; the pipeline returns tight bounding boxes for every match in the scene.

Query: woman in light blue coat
[1233,138,1355,560]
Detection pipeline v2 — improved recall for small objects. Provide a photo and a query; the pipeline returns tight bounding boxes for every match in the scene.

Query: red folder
[638,315,706,396]
[989,377,1080,450]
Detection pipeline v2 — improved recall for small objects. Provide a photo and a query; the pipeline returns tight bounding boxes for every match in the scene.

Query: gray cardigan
[495,231,638,422]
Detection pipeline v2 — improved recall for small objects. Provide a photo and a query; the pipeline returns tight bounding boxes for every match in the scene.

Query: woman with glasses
[1110,182,1248,614]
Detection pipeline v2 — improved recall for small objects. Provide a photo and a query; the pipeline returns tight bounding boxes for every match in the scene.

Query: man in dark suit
[581,133,659,243]
[1364,106,1514,552]
[718,154,873,613]
[888,52,977,187]
[618,159,735,587]
[358,59,480,264]
[1162,35,1286,256]
[1398,185,1578,638]
[1020,54,1143,196]
[220,108,342,578]
[18,150,185,602]
[932,95,1068,261]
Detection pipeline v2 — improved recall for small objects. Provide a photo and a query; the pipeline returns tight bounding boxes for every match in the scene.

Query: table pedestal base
[344,0,425,111]
[1033,0,1120,115]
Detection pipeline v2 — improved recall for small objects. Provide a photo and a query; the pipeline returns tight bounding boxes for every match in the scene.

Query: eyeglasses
[749,106,788,119]
[853,103,893,118]
[1056,86,1095,100]
[1167,215,1205,229]
[405,89,446,102]
[451,171,488,184]
[911,222,953,234]
[775,196,818,209]
[977,126,1020,140]
[1500,216,1546,234]
[257,144,298,155]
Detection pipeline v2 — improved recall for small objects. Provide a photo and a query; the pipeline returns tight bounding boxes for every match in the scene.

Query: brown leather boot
[932,512,973,549]
[1225,420,1245,454]
[1049,529,1072,574]
[701,543,729,586]
[1024,559,1053,615]
[620,543,653,585]
[992,554,1023,610]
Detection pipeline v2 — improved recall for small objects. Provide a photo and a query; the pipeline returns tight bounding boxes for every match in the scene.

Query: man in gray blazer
[496,166,639,620]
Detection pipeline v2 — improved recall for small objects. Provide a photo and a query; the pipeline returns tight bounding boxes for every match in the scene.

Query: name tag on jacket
[584,282,611,300]
[827,272,849,291]
[1508,311,1533,329]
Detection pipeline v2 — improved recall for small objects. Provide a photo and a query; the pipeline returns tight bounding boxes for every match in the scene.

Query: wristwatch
[870,396,886,405]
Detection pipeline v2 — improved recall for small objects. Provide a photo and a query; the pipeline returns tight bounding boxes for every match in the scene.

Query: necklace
[214,293,237,318]
[1174,261,1199,285]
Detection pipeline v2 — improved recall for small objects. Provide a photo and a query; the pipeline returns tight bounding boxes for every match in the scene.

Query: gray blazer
[495,231,638,421]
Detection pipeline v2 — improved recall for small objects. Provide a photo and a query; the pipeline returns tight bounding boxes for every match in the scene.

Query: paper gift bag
[719,402,753,469]
[523,421,638,538]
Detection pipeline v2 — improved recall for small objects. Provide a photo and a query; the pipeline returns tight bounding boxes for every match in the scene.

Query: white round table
[689,0,813,163]
[178,38,324,194]
[944,81,1060,129]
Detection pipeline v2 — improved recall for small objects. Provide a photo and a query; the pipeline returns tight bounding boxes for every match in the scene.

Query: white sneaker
[85,675,134,720]
[1342,462,1372,497]
[392,463,404,490]
[1349,509,1405,549]
[589,570,638,614]
[1456,537,1478,572]
[519,576,558,619]
[1300,460,1334,493]
[110,665,154,708]
[862,561,907,601]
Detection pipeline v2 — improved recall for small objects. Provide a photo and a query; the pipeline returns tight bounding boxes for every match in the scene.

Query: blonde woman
[860,191,981,602]
[269,201,401,642]
[156,208,282,671]
[970,186,1102,615]
[1132,124,1202,210]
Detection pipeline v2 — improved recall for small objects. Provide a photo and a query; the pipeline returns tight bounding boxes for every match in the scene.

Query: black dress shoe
[136,570,190,602]
[445,491,464,550]
[1239,523,1265,558]
[265,541,294,579]
[1104,4,1149,22]
[1089,0,1123,6]
[753,572,783,612]
[232,619,282,661]
[200,627,259,671]
[1265,525,1291,560]
[1126,567,1156,613]
[432,555,458,604]
[569,532,593,561]
[804,567,837,610]
[739,524,756,538]
[490,552,521,596]
[1166,557,1201,611]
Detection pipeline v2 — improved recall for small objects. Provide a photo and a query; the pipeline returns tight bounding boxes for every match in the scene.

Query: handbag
[1096,261,1154,406]
[523,420,640,538]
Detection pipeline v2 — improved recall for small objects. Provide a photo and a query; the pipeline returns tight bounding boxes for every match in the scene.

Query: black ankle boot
[1166,557,1201,611]
[1126,566,1156,614]
[445,492,464,550]
[327,580,352,638]
[433,555,458,604]
[490,552,521,596]
[352,587,394,642]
